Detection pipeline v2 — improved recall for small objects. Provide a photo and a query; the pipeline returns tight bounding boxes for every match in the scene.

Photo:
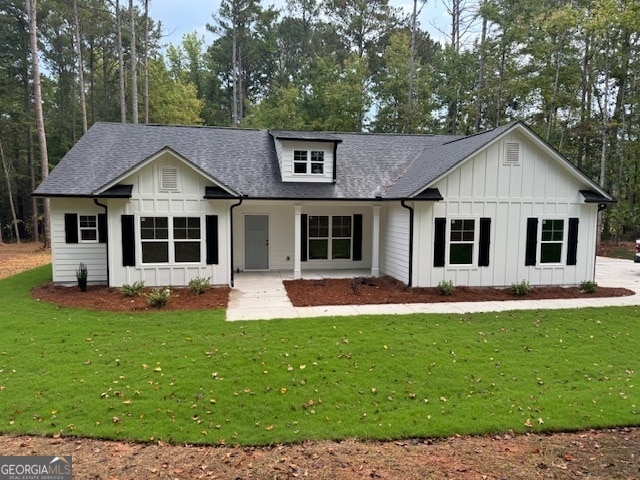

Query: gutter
[400,200,414,287]
[229,197,244,287]
[93,199,109,287]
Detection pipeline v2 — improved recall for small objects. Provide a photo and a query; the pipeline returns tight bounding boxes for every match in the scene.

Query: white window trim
[78,214,99,243]
[538,217,566,265]
[446,217,478,267]
[293,149,326,175]
[138,216,203,265]
[308,214,353,261]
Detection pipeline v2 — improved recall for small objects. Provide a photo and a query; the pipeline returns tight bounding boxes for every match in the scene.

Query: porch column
[371,205,381,277]
[294,204,302,279]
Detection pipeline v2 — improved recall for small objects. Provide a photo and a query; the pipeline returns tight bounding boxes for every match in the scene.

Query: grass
[0,266,639,446]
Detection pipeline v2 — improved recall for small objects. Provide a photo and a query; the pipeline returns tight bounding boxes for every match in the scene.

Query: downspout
[93,199,109,287]
[400,200,414,287]
[229,197,244,287]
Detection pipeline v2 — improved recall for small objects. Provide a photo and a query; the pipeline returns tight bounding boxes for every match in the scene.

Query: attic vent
[504,142,521,165]
[160,167,180,192]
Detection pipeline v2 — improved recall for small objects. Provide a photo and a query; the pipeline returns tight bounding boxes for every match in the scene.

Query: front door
[245,215,269,270]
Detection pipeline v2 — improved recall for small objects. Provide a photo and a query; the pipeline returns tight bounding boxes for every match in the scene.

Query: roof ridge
[440,121,520,146]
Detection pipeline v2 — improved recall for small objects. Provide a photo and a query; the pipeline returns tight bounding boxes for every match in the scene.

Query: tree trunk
[28,129,39,243]
[73,0,88,133]
[27,0,50,248]
[143,0,149,124]
[116,0,126,123]
[475,11,487,133]
[232,19,239,126]
[0,140,20,243]
[129,0,138,124]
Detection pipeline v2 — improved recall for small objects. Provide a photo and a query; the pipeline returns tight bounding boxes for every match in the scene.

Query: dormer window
[294,150,325,174]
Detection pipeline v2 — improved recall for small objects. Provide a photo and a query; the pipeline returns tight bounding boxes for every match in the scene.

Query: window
[293,150,325,174]
[173,217,201,262]
[140,216,201,264]
[540,219,564,263]
[79,215,98,242]
[141,217,169,263]
[308,215,352,260]
[449,219,475,265]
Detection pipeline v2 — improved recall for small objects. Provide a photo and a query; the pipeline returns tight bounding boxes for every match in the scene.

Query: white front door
[245,215,269,270]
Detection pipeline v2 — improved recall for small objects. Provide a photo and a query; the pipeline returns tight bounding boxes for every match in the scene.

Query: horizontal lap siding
[381,204,410,284]
[233,202,373,272]
[50,199,108,285]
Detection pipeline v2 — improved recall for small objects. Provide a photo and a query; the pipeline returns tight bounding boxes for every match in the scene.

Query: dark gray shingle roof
[35,121,609,201]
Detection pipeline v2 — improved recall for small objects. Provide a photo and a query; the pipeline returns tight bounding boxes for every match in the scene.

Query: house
[33,121,613,289]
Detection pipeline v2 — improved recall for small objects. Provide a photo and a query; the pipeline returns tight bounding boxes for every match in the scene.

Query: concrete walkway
[225,257,640,321]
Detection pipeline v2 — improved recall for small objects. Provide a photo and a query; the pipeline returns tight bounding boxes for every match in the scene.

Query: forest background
[1,0,639,244]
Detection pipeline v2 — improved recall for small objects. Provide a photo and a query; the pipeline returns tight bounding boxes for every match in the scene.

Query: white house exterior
[35,121,613,289]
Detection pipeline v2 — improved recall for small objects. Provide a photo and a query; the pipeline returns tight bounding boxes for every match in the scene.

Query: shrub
[188,276,211,295]
[76,262,88,292]
[511,280,531,296]
[144,287,171,308]
[580,281,598,294]
[120,281,145,297]
[437,280,455,296]
[350,277,376,295]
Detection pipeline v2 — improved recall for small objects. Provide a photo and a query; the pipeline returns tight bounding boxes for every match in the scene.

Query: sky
[150,0,451,50]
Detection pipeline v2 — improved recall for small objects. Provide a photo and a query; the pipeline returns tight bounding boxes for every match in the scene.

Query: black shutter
[352,214,363,261]
[121,215,136,267]
[206,215,219,265]
[98,214,107,243]
[64,213,78,244]
[566,218,579,266]
[434,217,446,267]
[525,218,538,266]
[478,217,491,267]
[301,214,308,262]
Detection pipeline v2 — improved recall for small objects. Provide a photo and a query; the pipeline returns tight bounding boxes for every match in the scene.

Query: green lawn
[1,266,638,446]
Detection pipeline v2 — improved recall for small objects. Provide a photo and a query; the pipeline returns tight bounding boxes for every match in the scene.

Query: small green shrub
[120,280,145,297]
[580,281,598,294]
[144,287,171,308]
[188,276,211,295]
[511,280,532,296]
[76,262,88,292]
[437,280,455,296]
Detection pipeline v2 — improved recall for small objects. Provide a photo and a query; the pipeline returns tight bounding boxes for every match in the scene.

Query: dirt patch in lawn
[0,242,50,280]
[0,428,638,479]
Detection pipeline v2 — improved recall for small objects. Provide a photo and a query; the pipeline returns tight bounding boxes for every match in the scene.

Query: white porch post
[371,205,381,277]
[294,205,302,279]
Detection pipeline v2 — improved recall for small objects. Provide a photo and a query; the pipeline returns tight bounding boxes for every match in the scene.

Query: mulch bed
[32,282,229,311]
[284,275,634,307]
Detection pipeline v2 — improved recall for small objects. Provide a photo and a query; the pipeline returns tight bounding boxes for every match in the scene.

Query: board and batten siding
[413,131,598,288]
[50,198,108,285]
[107,152,230,287]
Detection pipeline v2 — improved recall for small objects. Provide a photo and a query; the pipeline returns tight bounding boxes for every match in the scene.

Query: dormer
[270,131,342,183]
